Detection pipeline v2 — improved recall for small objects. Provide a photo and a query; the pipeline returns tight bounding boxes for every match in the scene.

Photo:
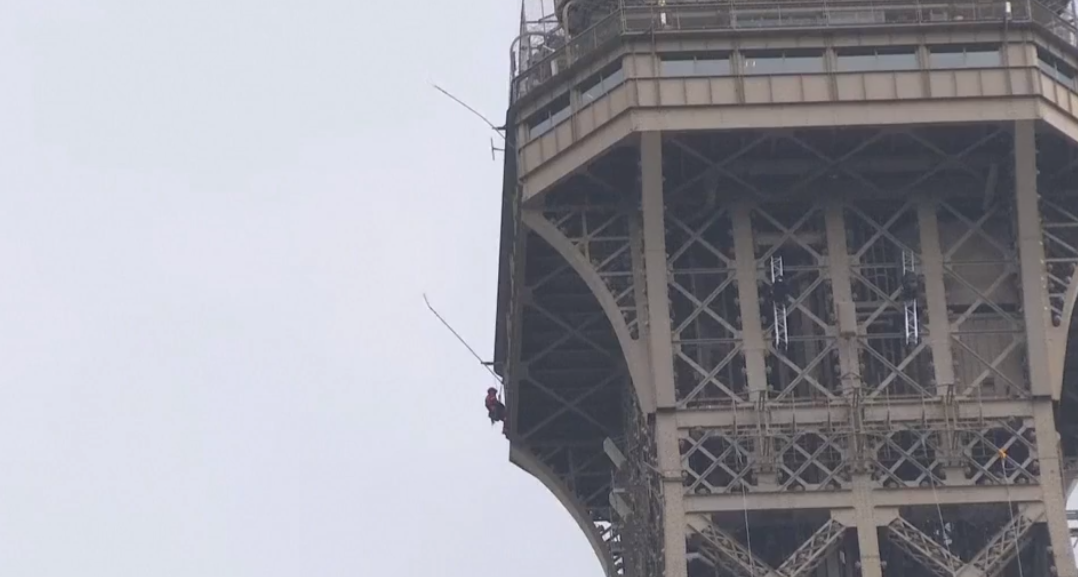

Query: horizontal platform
[675,398,1035,429]
[685,483,1044,513]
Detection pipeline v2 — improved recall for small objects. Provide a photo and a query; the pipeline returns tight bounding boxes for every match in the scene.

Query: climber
[485,387,508,434]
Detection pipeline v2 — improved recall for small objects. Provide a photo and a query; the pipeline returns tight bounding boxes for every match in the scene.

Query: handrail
[510,0,1078,103]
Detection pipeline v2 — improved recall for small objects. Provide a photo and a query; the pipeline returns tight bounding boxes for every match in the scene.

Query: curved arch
[509,445,616,577]
[1050,278,1078,399]
[523,211,656,413]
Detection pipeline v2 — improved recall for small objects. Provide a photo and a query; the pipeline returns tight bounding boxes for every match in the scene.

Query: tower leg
[1014,119,1078,577]
[641,131,688,577]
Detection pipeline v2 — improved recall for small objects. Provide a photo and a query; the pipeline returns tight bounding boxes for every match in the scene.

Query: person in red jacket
[485,387,507,435]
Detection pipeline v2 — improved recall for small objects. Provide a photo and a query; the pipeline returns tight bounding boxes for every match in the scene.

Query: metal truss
[774,518,847,577]
[753,201,838,402]
[867,422,944,488]
[541,169,640,339]
[518,246,622,443]
[612,383,664,577]
[665,198,747,407]
[887,516,967,577]
[681,428,756,494]
[965,508,1037,576]
[772,426,851,491]
[514,232,631,563]
[956,420,1038,486]
[691,518,778,577]
[936,195,1027,399]
[1041,194,1078,326]
[845,199,933,399]
[886,505,1039,577]
[690,516,846,577]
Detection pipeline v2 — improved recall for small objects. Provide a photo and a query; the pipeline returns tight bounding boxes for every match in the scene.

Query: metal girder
[887,516,969,577]
[1041,195,1078,325]
[544,196,639,337]
[684,483,1043,513]
[675,399,1035,429]
[689,516,780,577]
[886,505,1040,577]
[690,515,847,577]
[965,507,1039,576]
[774,518,847,577]
[682,428,756,494]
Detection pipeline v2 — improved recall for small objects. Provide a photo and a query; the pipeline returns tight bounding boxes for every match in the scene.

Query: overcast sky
[0,1,603,576]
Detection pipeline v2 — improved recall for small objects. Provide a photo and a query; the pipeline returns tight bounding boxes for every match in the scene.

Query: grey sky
[0,1,600,575]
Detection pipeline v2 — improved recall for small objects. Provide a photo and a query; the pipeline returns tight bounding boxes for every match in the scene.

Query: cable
[423,294,504,395]
[1000,449,1027,577]
[732,402,759,577]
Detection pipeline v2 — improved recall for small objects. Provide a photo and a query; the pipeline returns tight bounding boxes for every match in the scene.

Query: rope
[1000,450,1027,577]
[423,294,505,396]
[732,401,760,577]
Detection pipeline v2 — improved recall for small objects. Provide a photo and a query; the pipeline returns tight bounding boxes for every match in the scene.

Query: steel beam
[685,484,1044,513]
[675,399,1035,429]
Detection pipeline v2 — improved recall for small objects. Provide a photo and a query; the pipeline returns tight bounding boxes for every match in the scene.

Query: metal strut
[770,256,789,350]
[901,250,920,345]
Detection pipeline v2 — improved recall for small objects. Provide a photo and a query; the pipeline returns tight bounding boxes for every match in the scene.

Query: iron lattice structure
[494,1,1078,576]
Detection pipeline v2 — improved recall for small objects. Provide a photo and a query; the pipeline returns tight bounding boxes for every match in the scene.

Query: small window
[579,62,625,104]
[526,93,571,138]
[836,47,919,72]
[743,49,825,75]
[660,53,732,77]
[928,45,1002,69]
[1037,47,1078,89]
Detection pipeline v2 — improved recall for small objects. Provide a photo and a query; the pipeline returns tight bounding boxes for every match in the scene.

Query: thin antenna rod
[423,293,503,382]
[430,83,506,141]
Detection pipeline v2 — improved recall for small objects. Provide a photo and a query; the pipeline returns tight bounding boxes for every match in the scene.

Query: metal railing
[511,0,1078,102]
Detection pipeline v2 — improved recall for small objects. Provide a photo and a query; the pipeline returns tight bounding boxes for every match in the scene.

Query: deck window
[836,47,918,72]
[660,53,732,77]
[743,50,825,75]
[579,62,625,104]
[928,45,1002,69]
[1038,47,1078,89]
[526,93,571,138]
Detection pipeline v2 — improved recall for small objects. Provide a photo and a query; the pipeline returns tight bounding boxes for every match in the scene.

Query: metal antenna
[430,83,507,141]
[770,256,788,349]
[423,294,503,384]
[902,250,920,345]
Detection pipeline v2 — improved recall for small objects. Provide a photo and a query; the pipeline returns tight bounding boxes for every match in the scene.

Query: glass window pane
[929,46,1001,68]
[929,51,965,68]
[660,59,694,76]
[878,52,918,70]
[836,54,876,72]
[783,55,825,73]
[964,49,1001,67]
[602,67,625,92]
[744,52,823,74]
[695,58,731,75]
[743,56,786,75]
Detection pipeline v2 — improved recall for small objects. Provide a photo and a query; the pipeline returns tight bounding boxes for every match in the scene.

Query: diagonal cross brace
[964,506,1040,577]
[775,518,847,577]
[887,517,968,577]
[689,515,781,577]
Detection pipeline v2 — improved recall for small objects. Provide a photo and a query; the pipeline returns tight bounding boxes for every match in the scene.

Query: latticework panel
[867,423,944,488]
[772,426,851,491]
[665,140,746,408]
[614,381,664,577]
[937,196,1026,399]
[754,201,839,402]
[845,200,934,399]
[543,177,640,339]
[682,428,756,494]
[957,419,1039,486]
